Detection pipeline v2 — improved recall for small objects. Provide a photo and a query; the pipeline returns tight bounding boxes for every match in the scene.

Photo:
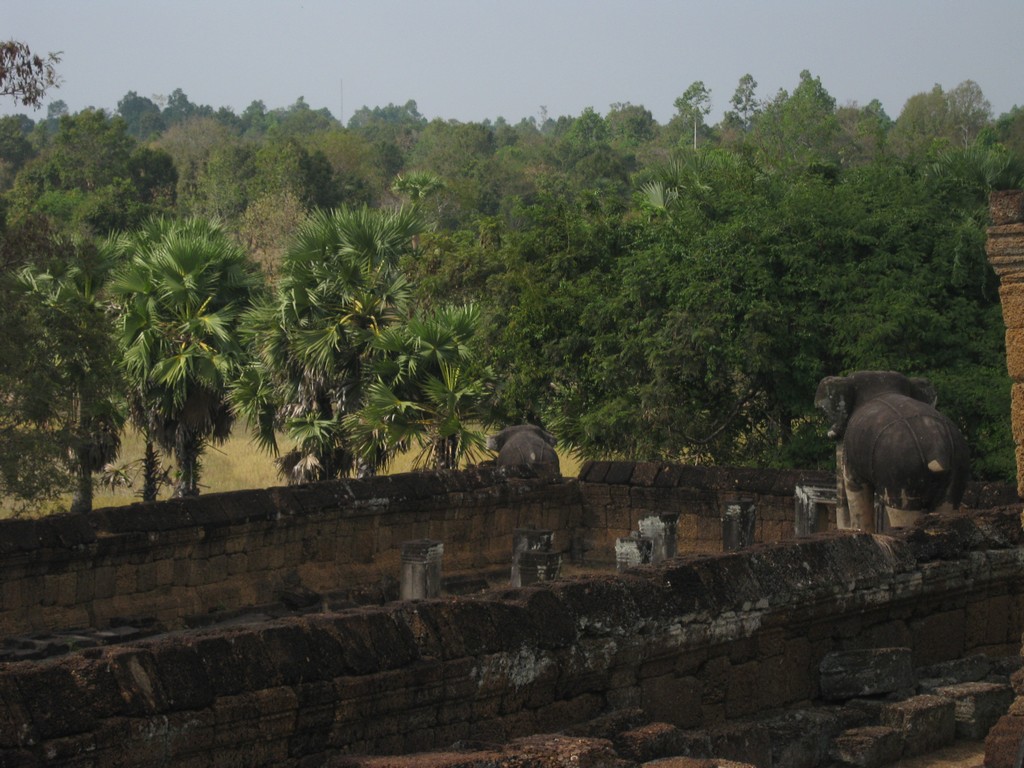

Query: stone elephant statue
[486,425,560,473]
[814,371,969,532]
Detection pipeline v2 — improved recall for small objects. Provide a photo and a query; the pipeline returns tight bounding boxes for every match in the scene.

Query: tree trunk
[141,440,160,502]
[69,453,92,514]
[174,433,201,497]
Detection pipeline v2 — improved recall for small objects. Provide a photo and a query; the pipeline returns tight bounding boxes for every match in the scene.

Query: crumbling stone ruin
[0,458,1021,766]
[1,192,1024,767]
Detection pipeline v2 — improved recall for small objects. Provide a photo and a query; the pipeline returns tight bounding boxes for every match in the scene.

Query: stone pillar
[721,498,756,551]
[615,533,653,571]
[986,190,1024,500]
[984,190,1024,768]
[511,528,554,587]
[638,514,679,562]
[400,539,443,600]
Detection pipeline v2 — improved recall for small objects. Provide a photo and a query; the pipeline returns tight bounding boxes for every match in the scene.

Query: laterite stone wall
[1,512,1022,765]
[0,459,1016,640]
[578,461,834,561]
[0,465,580,637]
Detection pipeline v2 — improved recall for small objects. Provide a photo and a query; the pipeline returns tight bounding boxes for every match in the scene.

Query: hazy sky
[5,0,1023,125]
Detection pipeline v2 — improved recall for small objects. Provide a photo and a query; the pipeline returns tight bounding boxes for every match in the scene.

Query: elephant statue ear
[909,377,938,406]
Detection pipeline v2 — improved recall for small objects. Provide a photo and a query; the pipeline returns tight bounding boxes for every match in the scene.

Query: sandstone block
[990,190,1024,226]
[819,648,914,701]
[829,726,903,768]
[638,759,756,768]
[641,676,702,728]
[1006,328,1024,379]
[707,721,772,767]
[985,713,1024,768]
[934,680,1014,739]
[880,694,955,757]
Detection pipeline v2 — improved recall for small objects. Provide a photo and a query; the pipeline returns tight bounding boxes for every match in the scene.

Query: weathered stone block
[830,725,903,768]
[641,675,702,729]
[819,648,914,701]
[150,644,214,712]
[636,760,760,768]
[880,694,955,757]
[762,708,842,768]
[911,609,966,666]
[934,681,1014,739]
[990,190,1024,226]
[613,721,684,762]
[708,721,772,767]
[725,660,764,718]
[985,713,1024,768]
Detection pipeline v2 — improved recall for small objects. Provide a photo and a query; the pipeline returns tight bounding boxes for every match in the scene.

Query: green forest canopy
[2,70,1023,511]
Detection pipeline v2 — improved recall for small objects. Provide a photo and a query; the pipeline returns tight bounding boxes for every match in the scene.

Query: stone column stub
[400,539,444,601]
[615,533,653,571]
[511,528,554,587]
[517,550,562,585]
[721,498,757,551]
[638,514,679,563]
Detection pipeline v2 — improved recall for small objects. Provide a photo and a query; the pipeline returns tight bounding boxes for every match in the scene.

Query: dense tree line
[2,64,1023,512]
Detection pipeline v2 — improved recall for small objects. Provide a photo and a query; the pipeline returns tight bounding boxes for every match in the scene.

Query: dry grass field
[86,429,581,509]
[0,427,582,518]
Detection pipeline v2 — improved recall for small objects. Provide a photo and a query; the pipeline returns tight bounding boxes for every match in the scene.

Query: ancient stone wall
[578,461,835,561]
[1,460,1016,641]
[0,465,581,637]
[1,512,1022,766]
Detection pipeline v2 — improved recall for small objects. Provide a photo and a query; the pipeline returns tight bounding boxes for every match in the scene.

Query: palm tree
[16,240,124,513]
[392,171,444,248]
[345,304,494,471]
[233,205,426,483]
[392,170,444,205]
[110,217,259,497]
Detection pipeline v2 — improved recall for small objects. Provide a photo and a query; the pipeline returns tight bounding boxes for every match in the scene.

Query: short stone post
[517,550,562,585]
[721,498,756,551]
[616,533,653,571]
[638,514,679,562]
[511,528,554,587]
[793,483,838,536]
[400,539,443,600]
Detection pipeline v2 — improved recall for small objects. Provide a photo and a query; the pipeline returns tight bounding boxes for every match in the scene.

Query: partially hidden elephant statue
[486,425,560,473]
[814,371,969,532]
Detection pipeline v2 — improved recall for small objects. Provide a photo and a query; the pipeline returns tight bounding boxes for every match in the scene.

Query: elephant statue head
[486,424,560,473]
[814,371,936,440]
[814,371,968,532]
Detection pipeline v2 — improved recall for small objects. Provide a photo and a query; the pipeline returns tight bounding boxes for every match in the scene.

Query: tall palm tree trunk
[174,433,202,497]
[141,439,161,501]
[69,449,93,514]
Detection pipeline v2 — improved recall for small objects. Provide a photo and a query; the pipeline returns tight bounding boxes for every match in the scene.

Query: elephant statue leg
[836,443,875,532]
[834,445,852,530]
[843,470,877,533]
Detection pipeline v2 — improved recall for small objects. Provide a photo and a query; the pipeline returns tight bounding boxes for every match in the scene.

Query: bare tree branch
[0,40,61,108]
